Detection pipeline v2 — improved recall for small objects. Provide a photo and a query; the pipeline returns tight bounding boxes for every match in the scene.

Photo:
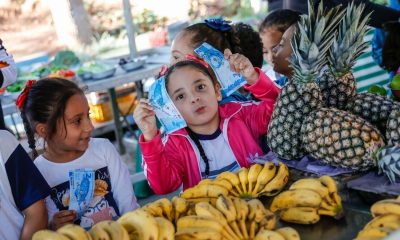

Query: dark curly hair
[259,9,301,34]
[182,22,264,68]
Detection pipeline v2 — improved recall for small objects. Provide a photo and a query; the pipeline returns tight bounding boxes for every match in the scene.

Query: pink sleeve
[139,131,184,194]
[240,68,279,138]
[243,68,280,101]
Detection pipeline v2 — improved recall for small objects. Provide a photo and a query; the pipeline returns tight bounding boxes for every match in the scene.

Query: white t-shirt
[196,129,240,179]
[0,130,50,239]
[34,138,139,229]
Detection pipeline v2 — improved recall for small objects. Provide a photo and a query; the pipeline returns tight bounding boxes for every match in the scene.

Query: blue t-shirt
[275,76,288,87]
[4,143,51,211]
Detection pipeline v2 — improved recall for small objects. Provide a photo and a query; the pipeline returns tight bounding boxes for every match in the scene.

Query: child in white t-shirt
[17,78,139,230]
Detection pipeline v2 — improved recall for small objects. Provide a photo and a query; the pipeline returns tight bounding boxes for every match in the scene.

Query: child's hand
[51,210,76,230]
[224,49,259,85]
[133,99,157,141]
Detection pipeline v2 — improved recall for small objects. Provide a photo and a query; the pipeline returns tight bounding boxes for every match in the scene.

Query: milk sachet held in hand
[194,42,246,98]
[68,169,95,217]
[148,75,187,134]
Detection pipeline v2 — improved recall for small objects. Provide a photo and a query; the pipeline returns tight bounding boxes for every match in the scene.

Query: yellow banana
[57,224,89,240]
[155,217,175,240]
[217,172,243,194]
[319,176,338,194]
[195,202,239,240]
[175,228,222,240]
[356,227,392,239]
[254,229,285,240]
[141,203,164,218]
[371,199,400,217]
[290,178,330,199]
[213,179,235,195]
[276,227,301,240]
[233,197,249,239]
[185,197,217,206]
[365,214,400,231]
[280,207,320,224]
[177,215,224,233]
[237,167,249,193]
[259,214,277,231]
[33,230,70,240]
[259,162,289,196]
[154,198,173,221]
[247,164,263,194]
[172,196,189,222]
[198,179,214,185]
[93,221,129,240]
[270,189,322,212]
[247,199,270,239]
[89,225,111,240]
[117,209,159,240]
[181,184,229,199]
[216,195,243,239]
[252,162,277,195]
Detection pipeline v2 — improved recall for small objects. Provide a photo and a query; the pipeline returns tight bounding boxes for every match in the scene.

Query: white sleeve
[103,140,140,214]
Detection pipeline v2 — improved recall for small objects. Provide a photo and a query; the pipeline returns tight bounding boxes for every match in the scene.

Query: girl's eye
[197,84,206,90]
[73,118,81,125]
[176,94,184,101]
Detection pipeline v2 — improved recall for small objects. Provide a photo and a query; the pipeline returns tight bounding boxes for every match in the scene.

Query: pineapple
[376,145,400,183]
[318,2,370,110]
[387,108,400,146]
[266,0,345,160]
[345,92,400,133]
[301,108,385,171]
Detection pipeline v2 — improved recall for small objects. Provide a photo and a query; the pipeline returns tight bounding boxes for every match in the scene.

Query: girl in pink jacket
[134,49,279,194]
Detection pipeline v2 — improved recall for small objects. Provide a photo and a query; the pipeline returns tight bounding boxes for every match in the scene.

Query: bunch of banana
[89,220,129,240]
[175,194,279,240]
[254,227,301,240]
[270,175,344,224]
[180,162,289,201]
[33,224,91,240]
[355,196,400,240]
[118,209,175,240]
[141,198,174,222]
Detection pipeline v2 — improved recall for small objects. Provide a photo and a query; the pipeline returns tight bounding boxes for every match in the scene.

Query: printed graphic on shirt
[48,166,120,229]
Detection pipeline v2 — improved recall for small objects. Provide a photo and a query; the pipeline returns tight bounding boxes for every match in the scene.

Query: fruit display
[266,1,345,160]
[386,108,400,146]
[47,69,76,80]
[345,92,400,133]
[375,145,400,183]
[301,108,385,171]
[270,176,343,224]
[33,224,91,240]
[318,3,370,110]
[180,162,289,200]
[355,196,400,240]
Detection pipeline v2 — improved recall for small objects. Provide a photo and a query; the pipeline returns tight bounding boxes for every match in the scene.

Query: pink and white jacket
[140,68,280,194]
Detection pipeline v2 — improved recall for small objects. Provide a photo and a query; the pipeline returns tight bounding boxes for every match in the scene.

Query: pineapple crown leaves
[290,0,345,84]
[328,2,372,78]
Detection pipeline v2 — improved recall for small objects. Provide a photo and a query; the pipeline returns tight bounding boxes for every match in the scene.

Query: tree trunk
[47,0,93,50]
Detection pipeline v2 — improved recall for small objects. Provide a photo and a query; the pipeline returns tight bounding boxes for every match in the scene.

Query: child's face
[271,25,295,77]
[260,27,283,67]
[167,66,222,132]
[50,93,94,154]
[170,32,195,64]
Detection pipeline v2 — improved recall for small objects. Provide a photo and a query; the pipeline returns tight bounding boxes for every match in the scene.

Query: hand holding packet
[148,76,187,134]
[194,42,247,98]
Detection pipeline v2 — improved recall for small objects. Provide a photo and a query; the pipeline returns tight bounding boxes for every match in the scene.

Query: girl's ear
[35,123,47,139]
[214,83,222,101]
